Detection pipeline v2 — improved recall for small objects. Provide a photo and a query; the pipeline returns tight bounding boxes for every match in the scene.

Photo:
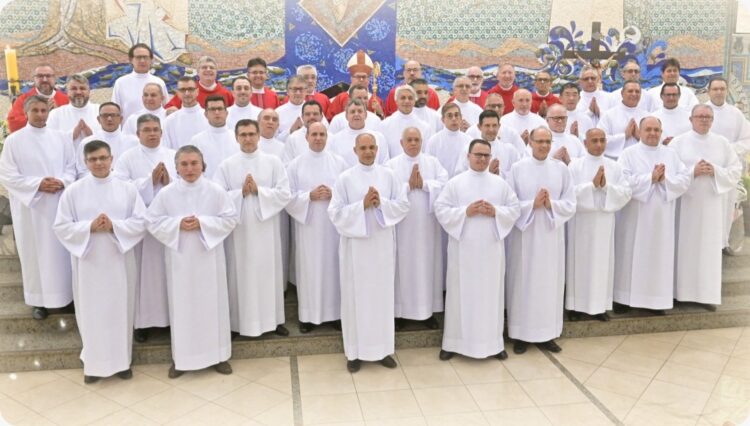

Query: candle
[4,46,19,96]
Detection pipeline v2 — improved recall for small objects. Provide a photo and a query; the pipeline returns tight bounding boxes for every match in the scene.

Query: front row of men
[0,94,740,381]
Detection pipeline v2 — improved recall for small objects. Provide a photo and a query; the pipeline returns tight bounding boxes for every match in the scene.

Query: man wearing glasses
[546,104,584,165]
[384,60,440,117]
[188,96,238,178]
[163,77,209,150]
[653,83,691,145]
[447,66,488,108]
[111,43,169,123]
[598,81,650,159]
[576,66,613,125]
[530,71,560,117]
[326,50,385,121]
[246,57,280,110]
[609,60,656,112]
[7,64,69,133]
[165,56,234,110]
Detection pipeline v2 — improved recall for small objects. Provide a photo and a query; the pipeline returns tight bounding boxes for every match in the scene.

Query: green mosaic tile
[0,0,49,36]
[397,0,552,41]
[625,0,728,38]
[189,0,284,42]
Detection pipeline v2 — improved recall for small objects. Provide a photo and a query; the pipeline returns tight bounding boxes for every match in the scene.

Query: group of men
[2,43,749,380]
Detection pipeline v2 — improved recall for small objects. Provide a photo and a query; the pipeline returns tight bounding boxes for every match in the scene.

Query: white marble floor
[0,327,748,426]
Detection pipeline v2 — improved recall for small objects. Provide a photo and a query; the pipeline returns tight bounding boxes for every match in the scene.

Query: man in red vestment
[296,64,330,117]
[383,60,440,117]
[165,56,234,110]
[326,50,385,121]
[487,63,518,115]
[446,66,488,108]
[530,71,560,117]
[7,64,69,133]
[246,57,279,110]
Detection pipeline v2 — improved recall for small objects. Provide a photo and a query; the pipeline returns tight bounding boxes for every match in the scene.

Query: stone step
[0,294,747,373]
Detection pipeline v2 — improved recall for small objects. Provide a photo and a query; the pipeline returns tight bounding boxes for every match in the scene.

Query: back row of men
[0,84,742,380]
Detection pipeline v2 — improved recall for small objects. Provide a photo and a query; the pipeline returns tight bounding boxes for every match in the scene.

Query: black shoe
[540,340,562,353]
[214,361,232,375]
[649,309,666,316]
[347,359,361,373]
[117,369,133,380]
[331,320,342,331]
[231,331,239,341]
[703,304,717,312]
[439,350,454,361]
[168,363,184,379]
[274,325,289,336]
[134,329,148,343]
[394,318,406,331]
[513,341,528,354]
[31,307,48,320]
[62,302,75,313]
[423,316,440,329]
[494,350,508,360]
[613,302,630,314]
[83,375,100,384]
[298,322,314,334]
[380,355,397,368]
[595,313,610,322]
[567,311,582,321]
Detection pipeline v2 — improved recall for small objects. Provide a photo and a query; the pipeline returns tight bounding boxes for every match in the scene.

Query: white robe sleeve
[734,116,750,157]
[711,145,743,195]
[603,171,633,212]
[662,159,691,202]
[547,168,577,229]
[574,182,599,213]
[375,172,410,228]
[598,115,627,157]
[328,176,368,238]
[53,190,95,258]
[434,181,465,240]
[619,155,657,203]
[284,162,312,224]
[213,162,244,218]
[195,192,238,250]
[145,193,182,251]
[111,192,148,253]
[421,163,449,213]
[255,162,291,221]
[508,168,536,232]
[0,140,44,207]
[490,188,521,240]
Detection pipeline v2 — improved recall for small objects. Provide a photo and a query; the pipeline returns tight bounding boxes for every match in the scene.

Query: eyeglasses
[471,153,491,159]
[404,68,421,73]
[535,78,551,83]
[467,75,483,80]
[581,76,597,81]
[249,70,266,75]
[177,87,197,93]
[85,155,112,163]
[486,104,503,109]
[444,112,461,119]
[99,113,121,119]
[34,74,54,80]
[623,69,640,74]
[132,55,151,61]
[547,116,567,121]
[692,115,713,120]
[454,84,471,89]
[661,93,680,98]
[288,87,305,93]
[207,107,226,112]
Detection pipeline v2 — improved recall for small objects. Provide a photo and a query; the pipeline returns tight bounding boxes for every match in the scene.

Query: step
[0,294,747,373]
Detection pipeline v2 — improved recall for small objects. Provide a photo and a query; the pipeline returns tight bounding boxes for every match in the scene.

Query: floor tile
[358,389,422,420]
[634,330,686,345]
[229,357,291,382]
[352,365,411,392]
[483,407,552,426]
[654,360,721,393]
[616,334,677,360]
[365,417,427,426]
[502,354,564,381]
[214,383,290,419]
[403,364,462,389]
[601,349,665,379]
[301,393,362,424]
[518,377,589,406]
[132,363,172,383]
[539,402,614,426]
[0,394,40,424]
[413,385,479,416]
[255,369,293,395]
[449,356,516,384]
[129,387,206,423]
[89,372,171,406]
[587,386,637,420]
[584,366,651,399]
[9,412,58,426]
[253,398,294,426]
[165,402,254,426]
[0,370,61,397]
[297,353,346,373]
[424,411,488,425]
[465,381,535,410]
[87,408,160,426]
[712,374,750,400]
[668,346,730,373]
[701,392,750,426]
[42,392,123,426]
[681,330,739,355]
[550,354,598,383]
[12,376,90,413]
[174,369,250,400]
[625,401,699,426]
[299,370,356,396]
[395,348,443,367]
[691,327,744,341]
[555,335,625,365]
[638,380,711,416]
[722,356,750,381]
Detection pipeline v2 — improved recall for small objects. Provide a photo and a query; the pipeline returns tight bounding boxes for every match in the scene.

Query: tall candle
[4,46,19,96]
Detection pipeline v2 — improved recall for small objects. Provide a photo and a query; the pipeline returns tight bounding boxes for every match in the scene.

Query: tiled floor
[0,328,748,425]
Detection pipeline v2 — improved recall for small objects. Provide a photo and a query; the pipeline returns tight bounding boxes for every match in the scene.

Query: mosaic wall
[730,0,750,116]
[0,0,743,112]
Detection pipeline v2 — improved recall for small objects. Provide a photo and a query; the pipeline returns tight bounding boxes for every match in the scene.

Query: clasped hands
[363,186,381,209]
[90,213,113,232]
[466,200,495,217]
[533,188,553,210]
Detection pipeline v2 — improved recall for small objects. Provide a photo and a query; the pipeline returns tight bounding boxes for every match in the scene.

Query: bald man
[500,89,546,145]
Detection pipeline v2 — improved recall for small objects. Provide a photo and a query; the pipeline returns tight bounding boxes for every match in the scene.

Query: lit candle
[4,45,19,96]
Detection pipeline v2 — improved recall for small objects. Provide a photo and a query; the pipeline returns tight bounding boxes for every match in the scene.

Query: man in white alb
[111,43,168,123]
